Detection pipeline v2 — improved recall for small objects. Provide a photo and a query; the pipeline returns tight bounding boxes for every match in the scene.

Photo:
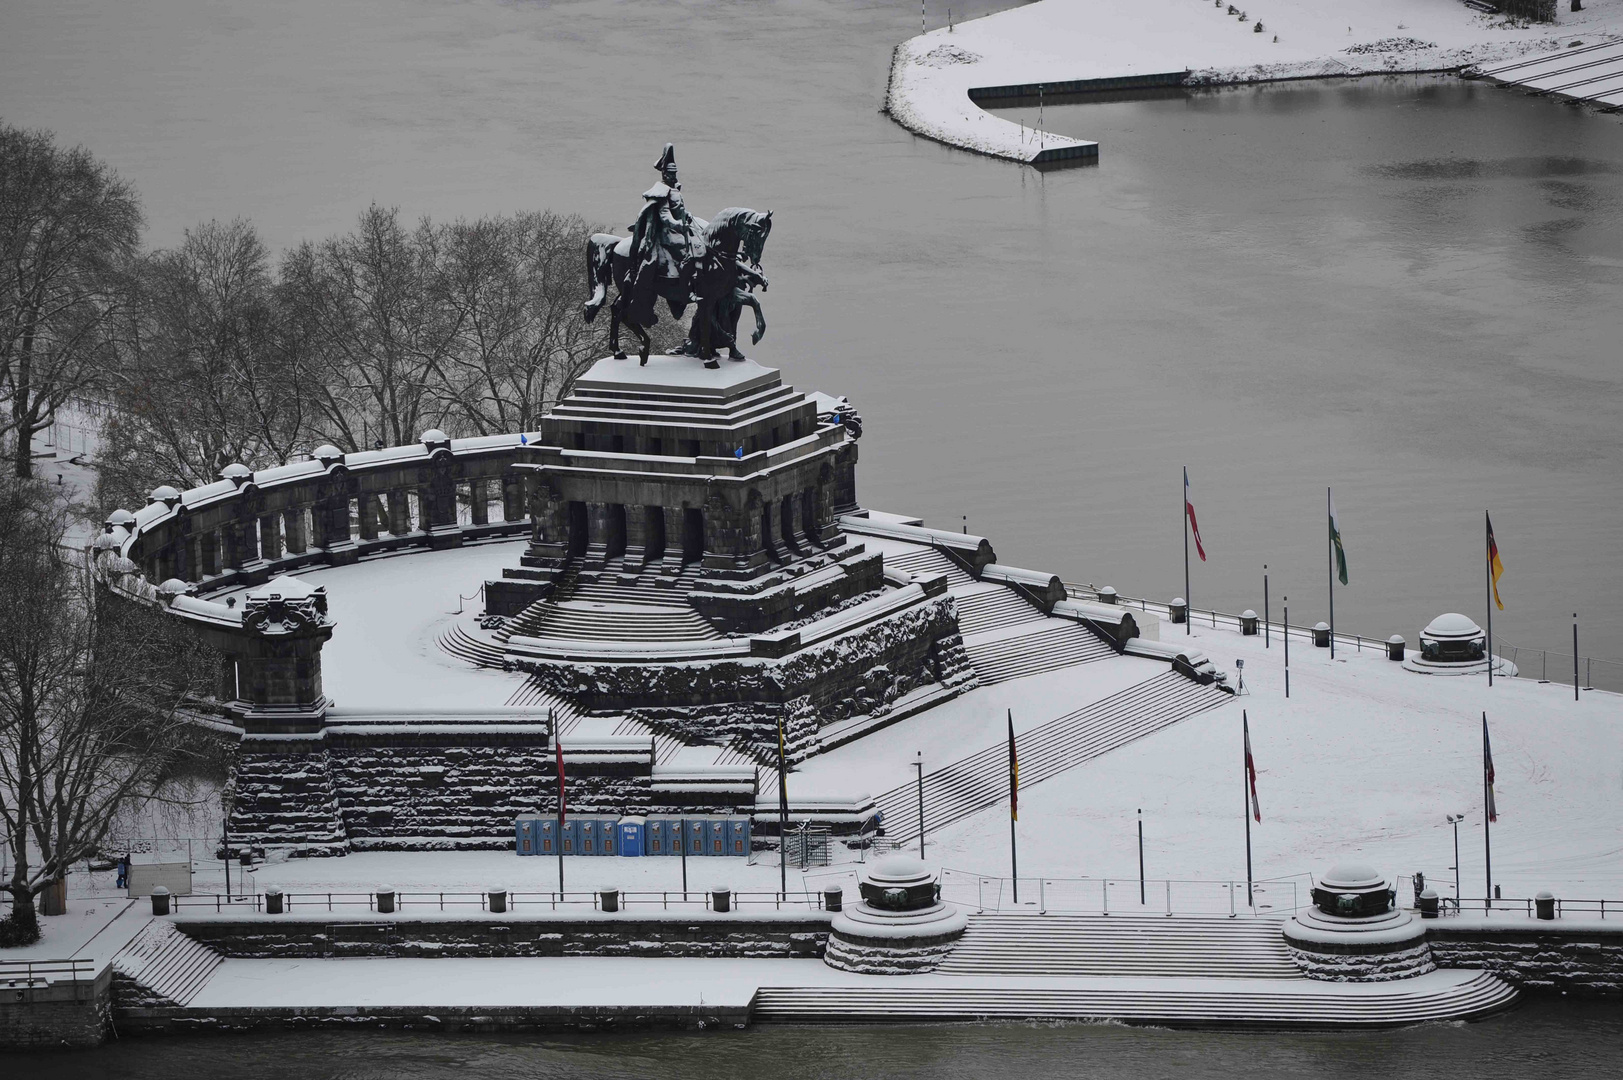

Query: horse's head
[707,208,772,267]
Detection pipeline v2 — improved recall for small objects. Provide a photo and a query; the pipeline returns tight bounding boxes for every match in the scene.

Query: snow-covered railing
[941,868,1307,918]
[164,888,841,914]
[0,957,99,987]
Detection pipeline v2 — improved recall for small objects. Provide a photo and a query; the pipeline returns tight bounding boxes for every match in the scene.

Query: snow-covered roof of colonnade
[887,0,1623,164]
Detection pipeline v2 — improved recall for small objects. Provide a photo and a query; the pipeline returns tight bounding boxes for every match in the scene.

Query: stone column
[501,471,524,523]
[219,654,239,702]
[622,503,648,571]
[283,507,308,554]
[199,530,221,577]
[184,535,203,582]
[661,505,686,575]
[702,493,734,571]
[469,479,490,526]
[813,466,841,545]
[584,501,612,567]
[259,514,283,561]
[357,493,380,541]
[424,457,461,549]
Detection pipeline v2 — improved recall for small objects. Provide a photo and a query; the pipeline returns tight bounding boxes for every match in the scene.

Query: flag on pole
[1487,515,1505,611]
[1243,712,1262,823]
[1184,467,1206,562]
[1008,710,1020,821]
[1328,492,1349,585]
[1483,713,1498,823]
[553,717,567,823]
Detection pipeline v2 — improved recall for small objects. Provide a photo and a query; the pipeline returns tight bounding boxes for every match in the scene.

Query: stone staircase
[751,970,1517,1027]
[519,600,721,641]
[112,920,223,1008]
[885,547,975,587]
[964,622,1116,684]
[952,586,1044,636]
[874,673,1227,841]
[937,915,1300,979]
[436,622,507,668]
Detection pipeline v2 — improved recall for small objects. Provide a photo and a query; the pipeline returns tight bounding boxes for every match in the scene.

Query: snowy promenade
[887,0,1623,163]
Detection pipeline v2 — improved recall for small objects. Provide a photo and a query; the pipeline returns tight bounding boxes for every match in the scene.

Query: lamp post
[1447,813,1466,904]
[914,753,926,859]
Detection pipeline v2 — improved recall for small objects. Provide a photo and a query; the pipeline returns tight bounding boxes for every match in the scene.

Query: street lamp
[1446,813,1467,904]
[913,753,926,859]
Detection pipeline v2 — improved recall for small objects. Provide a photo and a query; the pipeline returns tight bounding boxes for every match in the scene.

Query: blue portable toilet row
[516,815,751,856]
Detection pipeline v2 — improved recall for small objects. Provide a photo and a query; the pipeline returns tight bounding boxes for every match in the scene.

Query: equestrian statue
[583,144,772,367]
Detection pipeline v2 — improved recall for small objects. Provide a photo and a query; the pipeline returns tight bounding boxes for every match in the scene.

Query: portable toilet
[702,816,728,856]
[725,817,751,856]
[515,818,537,856]
[537,818,557,855]
[579,817,600,856]
[599,816,620,856]
[619,817,646,857]
[644,818,667,856]
[684,817,706,856]
[559,818,581,855]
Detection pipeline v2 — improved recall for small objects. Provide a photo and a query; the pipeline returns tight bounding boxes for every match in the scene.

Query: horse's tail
[583,233,618,323]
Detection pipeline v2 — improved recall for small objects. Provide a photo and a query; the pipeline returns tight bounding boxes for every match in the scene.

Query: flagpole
[1008,710,1019,905]
[1327,487,1335,660]
[1483,713,1493,911]
[1485,513,1494,687]
[777,717,790,900]
[1183,467,1191,637]
[1243,711,1254,909]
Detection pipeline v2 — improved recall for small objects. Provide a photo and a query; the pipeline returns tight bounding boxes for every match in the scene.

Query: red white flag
[1185,467,1207,562]
[553,710,567,823]
[1244,711,1262,823]
[1483,712,1497,823]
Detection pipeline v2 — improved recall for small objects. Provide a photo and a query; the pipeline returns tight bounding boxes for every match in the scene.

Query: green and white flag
[1329,491,1349,585]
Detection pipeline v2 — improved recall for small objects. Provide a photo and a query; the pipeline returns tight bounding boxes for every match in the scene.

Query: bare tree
[278,205,460,450]
[0,123,142,478]
[97,219,309,511]
[0,478,208,944]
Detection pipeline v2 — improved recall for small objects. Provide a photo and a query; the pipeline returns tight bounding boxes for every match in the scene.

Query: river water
[4,0,1622,673]
[4,997,1620,1077]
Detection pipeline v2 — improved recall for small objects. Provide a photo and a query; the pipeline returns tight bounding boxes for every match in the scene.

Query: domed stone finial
[220,463,253,486]
[148,485,182,508]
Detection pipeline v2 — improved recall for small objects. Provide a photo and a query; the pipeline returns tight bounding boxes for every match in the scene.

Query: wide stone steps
[113,920,223,1007]
[885,548,975,587]
[503,679,585,733]
[964,622,1116,684]
[938,915,1300,979]
[521,602,721,642]
[572,576,699,604]
[750,971,1517,1027]
[953,588,1044,636]
[874,673,1227,841]
[436,623,507,669]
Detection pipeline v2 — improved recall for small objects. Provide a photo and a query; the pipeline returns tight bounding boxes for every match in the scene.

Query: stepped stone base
[1284,908,1436,982]
[514,593,977,765]
[1285,939,1437,982]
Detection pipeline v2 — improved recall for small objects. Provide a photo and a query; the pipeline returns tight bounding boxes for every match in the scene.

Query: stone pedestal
[1283,863,1435,981]
[824,856,967,974]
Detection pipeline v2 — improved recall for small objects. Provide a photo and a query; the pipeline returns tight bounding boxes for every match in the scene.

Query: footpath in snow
[886,0,1623,163]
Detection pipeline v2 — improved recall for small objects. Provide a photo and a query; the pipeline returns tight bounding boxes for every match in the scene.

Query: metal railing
[0,957,98,986]
[1430,896,1618,919]
[1065,582,1623,694]
[162,888,839,914]
[942,869,1305,917]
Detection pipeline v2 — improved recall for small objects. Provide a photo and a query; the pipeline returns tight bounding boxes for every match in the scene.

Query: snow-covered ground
[890,0,1623,162]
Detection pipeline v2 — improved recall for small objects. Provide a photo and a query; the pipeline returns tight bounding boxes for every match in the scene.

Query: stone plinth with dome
[1402,613,1517,678]
[823,856,968,974]
[1283,863,1436,981]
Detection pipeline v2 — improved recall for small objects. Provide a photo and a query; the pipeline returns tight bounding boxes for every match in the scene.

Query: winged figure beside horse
[583,144,772,368]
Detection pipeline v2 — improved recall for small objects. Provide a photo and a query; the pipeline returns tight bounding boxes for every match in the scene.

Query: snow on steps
[113,920,223,1007]
[885,547,975,587]
[874,673,1227,841]
[952,586,1044,636]
[436,623,507,668]
[963,621,1115,684]
[938,914,1299,979]
[751,970,1516,1027]
[520,601,721,642]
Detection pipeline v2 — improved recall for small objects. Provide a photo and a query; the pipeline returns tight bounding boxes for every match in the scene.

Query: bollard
[1313,621,1331,648]
[1097,586,1118,606]
[1413,872,1426,905]
[151,885,171,917]
[266,887,284,915]
[1387,635,1406,661]
[1170,598,1188,625]
[1418,888,1439,919]
[711,887,732,913]
[599,887,620,913]
[376,888,396,914]
[823,885,843,912]
[488,888,508,914]
[1536,890,1556,921]
[239,851,254,867]
[1240,610,1258,636]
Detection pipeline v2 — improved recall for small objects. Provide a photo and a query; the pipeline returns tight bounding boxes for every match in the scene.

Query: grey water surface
[1,1,1619,668]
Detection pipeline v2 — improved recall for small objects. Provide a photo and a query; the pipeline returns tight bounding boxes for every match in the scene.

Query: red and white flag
[1483,712,1497,823]
[553,710,567,823]
[1243,711,1262,823]
[1185,467,1207,562]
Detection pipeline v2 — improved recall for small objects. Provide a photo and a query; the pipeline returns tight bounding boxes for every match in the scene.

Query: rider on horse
[625,144,695,324]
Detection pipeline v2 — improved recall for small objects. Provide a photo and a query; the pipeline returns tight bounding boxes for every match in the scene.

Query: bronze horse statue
[583,207,771,367]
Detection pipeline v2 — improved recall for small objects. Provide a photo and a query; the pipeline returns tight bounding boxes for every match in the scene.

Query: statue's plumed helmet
[655,143,676,174]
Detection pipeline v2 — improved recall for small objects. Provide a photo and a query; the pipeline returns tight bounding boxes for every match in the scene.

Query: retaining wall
[1427,920,1623,995]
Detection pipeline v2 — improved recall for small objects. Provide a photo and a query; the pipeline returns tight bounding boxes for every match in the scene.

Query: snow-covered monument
[87,148,1232,856]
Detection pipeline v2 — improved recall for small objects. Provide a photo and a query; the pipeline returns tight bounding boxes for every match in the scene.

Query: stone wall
[171,914,829,960]
[0,973,112,1049]
[1427,922,1623,995]
[515,593,977,764]
[228,727,752,855]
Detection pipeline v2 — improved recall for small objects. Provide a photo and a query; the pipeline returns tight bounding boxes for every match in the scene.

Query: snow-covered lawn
[890,0,1623,162]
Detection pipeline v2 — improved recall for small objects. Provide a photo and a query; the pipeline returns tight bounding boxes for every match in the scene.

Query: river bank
[887,0,1623,162]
